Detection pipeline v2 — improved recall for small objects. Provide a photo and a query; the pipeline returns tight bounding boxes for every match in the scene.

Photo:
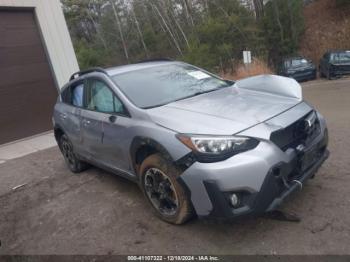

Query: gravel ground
[0,78,349,255]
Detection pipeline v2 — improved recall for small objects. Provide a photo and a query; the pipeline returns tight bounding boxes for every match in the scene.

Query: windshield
[111,63,231,108]
[331,52,350,63]
[284,58,308,68]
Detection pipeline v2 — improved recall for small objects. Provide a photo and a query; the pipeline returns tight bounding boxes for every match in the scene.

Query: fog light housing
[230,193,240,207]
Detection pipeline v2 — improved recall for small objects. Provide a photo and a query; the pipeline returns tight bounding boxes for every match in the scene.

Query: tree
[263,0,304,66]
[63,0,303,72]
[253,0,264,20]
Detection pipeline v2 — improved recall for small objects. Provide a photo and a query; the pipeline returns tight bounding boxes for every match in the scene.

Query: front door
[82,78,131,172]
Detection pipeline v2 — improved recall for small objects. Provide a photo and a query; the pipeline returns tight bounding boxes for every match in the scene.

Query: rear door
[58,81,85,155]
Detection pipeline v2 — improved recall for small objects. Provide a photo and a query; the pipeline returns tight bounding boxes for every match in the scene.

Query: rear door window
[72,84,84,107]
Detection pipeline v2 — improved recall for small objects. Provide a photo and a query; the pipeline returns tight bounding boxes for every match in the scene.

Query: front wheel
[326,69,332,80]
[139,154,194,224]
[319,67,324,78]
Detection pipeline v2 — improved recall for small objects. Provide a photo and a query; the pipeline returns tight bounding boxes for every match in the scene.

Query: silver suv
[53,60,329,224]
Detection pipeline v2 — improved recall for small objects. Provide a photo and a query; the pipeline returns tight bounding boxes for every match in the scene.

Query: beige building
[0,0,79,144]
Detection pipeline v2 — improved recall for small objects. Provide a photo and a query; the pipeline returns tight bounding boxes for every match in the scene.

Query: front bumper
[287,69,316,82]
[180,112,329,219]
[331,70,350,77]
[201,147,328,219]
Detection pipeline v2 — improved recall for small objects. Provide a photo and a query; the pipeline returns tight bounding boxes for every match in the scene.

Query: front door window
[86,79,125,114]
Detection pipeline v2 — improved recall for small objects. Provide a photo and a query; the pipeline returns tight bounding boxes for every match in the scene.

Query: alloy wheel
[144,168,179,216]
[61,137,76,168]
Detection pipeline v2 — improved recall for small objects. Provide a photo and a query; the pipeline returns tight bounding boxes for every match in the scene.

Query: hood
[146,79,301,135]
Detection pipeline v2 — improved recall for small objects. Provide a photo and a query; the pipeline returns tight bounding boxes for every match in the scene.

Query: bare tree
[287,0,296,46]
[169,1,190,49]
[87,1,108,49]
[182,0,194,27]
[151,3,183,55]
[272,0,284,42]
[253,0,264,20]
[109,0,129,63]
[131,5,149,57]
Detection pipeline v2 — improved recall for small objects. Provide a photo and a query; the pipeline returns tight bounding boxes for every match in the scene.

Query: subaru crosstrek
[53,60,329,224]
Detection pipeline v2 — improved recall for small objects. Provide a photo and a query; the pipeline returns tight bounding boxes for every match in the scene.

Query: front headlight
[176,134,259,162]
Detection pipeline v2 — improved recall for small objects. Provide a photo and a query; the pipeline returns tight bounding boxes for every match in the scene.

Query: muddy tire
[59,134,88,173]
[139,153,194,224]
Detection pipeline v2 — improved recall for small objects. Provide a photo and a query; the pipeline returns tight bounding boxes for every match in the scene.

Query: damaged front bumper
[180,118,329,219]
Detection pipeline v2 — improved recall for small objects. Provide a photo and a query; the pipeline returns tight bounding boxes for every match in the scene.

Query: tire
[319,67,324,78]
[139,153,194,224]
[326,69,332,80]
[59,134,88,173]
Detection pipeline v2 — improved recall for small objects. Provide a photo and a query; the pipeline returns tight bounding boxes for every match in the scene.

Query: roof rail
[136,58,173,64]
[69,67,108,81]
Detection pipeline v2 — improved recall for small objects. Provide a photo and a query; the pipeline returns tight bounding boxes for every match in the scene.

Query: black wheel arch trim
[130,137,175,175]
[130,137,196,178]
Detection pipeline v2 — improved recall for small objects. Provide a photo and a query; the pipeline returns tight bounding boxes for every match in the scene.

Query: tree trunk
[86,10,108,50]
[110,0,130,63]
[182,0,194,27]
[287,0,297,47]
[131,6,149,58]
[152,3,183,55]
[273,0,284,42]
[169,5,190,49]
[253,0,264,20]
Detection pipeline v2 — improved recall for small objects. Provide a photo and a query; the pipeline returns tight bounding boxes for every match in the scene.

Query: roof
[106,61,176,76]
[68,60,179,82]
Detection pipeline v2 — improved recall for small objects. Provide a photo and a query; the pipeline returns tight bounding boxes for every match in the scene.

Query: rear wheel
[139,154,194,224]
[59,134,88,173]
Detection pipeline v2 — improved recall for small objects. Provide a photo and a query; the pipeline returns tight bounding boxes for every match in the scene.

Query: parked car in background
[53,61,329,224]
[319,50,350,80]
[278,56,317,82]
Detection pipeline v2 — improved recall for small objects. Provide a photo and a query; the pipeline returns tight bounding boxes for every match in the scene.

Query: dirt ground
[0,78,349,255]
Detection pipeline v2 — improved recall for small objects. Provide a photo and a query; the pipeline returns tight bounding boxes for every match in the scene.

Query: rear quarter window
[60,86,71,104]
[61,81,84,107]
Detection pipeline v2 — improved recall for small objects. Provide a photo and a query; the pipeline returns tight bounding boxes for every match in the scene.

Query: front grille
[270,111,321,151]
